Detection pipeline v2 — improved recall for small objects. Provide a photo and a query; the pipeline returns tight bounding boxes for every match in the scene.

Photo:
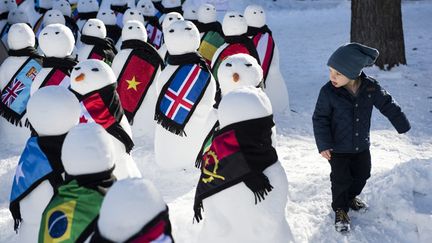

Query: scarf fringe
[244,173,273,204]
[154,113,187,137]
[193,201,204,223]
[0,108,23,127]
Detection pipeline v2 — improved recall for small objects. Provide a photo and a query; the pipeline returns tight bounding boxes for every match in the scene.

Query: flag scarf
[105,24,122,44]
[155,53,211,136]
[72,83,134,153]
[193,115,277,222]
[145,19,163,50]
[38,56,78,90]
[0,55,42,125]
[80,35,117,66]
[71,3,79,21]
[248,26,275,86]
[39,168,115,243]
[198,30,225,66]
[117,40,163,124]
[9,135,66,231]
[89,208,174,243]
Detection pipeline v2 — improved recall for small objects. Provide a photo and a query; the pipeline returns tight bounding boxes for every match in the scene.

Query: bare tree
[351,0,406,70]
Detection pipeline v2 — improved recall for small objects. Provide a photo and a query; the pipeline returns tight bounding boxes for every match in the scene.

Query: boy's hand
[320,149,332,160]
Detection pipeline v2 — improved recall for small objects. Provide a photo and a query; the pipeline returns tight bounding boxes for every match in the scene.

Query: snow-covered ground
[1,0,432,242]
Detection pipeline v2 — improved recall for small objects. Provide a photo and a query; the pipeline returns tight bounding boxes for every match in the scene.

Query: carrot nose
[75,73,85,82]
[232,73,240,82]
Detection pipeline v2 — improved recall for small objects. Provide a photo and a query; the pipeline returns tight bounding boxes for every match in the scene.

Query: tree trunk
[351,0,406,70]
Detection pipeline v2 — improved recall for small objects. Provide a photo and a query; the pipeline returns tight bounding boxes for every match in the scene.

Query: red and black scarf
[194,115,277,222]
[117,39,164,124]
[39,56,78,88]
[80,35,117,65]
[71,83,134,153]
[247,25,275,86]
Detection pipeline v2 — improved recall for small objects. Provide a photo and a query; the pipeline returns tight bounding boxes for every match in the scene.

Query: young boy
[312,43,411,232]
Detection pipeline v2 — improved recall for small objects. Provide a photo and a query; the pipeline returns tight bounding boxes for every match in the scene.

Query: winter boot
[335,208,350,232]
[349,197,368,212]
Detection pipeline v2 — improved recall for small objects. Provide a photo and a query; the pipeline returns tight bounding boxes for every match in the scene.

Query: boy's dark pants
[329,149,371,212]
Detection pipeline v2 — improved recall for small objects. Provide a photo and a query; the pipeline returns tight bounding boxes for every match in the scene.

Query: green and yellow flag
[198,31,225,66]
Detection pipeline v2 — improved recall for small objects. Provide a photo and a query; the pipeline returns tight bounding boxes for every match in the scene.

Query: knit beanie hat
[327,42,379,79]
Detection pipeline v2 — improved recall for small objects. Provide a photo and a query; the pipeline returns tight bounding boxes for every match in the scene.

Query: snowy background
[1,0,432,242]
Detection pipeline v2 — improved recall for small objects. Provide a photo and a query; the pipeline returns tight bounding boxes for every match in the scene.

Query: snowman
[31,0,53,36]
[111,20,163,139]
[52,0,79,40]
[77,18,117,64]
[9,86,80,243]
[39,123,116,242]
[69,59,141,179]
[1,8,29,48]
[89,178,174,242]
[30,24,77,95]
[137,0,163,50]
[97,8,122,44]
[76,0,99,31]
[42,9,66,26]
[245,5,289,114]
[114,9,145,50]
[154,20,216,170]
[182,3,199,27]
[157,11,183,60]
[194,55,294,243]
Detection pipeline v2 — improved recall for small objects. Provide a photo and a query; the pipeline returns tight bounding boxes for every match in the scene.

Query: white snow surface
[1,1,432,242]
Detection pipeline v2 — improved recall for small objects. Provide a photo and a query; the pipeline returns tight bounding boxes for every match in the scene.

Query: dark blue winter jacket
[312,73,410,153]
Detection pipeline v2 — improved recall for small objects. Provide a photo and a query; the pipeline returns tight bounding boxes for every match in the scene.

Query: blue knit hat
[327,43,379,79]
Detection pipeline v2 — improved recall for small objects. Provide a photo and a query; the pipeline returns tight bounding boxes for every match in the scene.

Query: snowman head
[111,0,126,6]
[77,0,98,13]
[43,9,66,26]
[7,23,35,50]
[38,0,53,10]
[82,18,106,38]
[162,0,180,8]
[182,4,197,20]
[62,123,115,176]
[161,12,183,32]
[122,9,144,26]
[122,20,147,42]
[244,5,266,28]
[137,0,156,17]
[218,54,263,96]
[70,59,116,95]
[7,8,28,24]
[97,9,116,26]
[39,24,75,57]
[165,20,199,55]
[52,0,72,17]
[1,0,16,12]
[98,178,167,242]
[222,11,247,37]
[197,3,216,24]
[27,86,80,136]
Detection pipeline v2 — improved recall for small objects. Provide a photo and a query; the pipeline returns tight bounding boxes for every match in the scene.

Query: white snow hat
[77,0,99,13]
[197,3,216,24]
[39,24,75,58]
[218,53,263,96]
[218,86,272,129]
[161,12,183,32]
[182,4,197,21]
[122,9,144,26]
[244,5,266,28]
[7,23,35,50]
[122,20,148,42]
[165,20,199,55]
[52,0,72,17]
[70,59,116,95]
[98,178,166,242]
[136,0,156,17]
[62,123,115,176]
[162,0,181,8]
[43,9,66,26]
[97,9,116,26]
[27,86,80,136]
[82,18,107,38]
[222,11,247,37]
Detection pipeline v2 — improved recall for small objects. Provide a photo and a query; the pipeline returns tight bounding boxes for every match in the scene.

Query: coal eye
[74,67,81,70]
[206,8,209,10]
[225,63,232,67]
[55,31,59,34]
[137,26,140,29]
[253,12,256,14]
[239,15,243,17]
[260,11,263,13]
[192,10,195,13]
[61,4,63,6]
[185,27,192,30]
[128,26,132,29]
[89,24,92,26]
[43,33,48,35]
[91,68,99,72]
[97,26,101,29]
[102,12,106,15]
[169,29,174,33]
[141,5,144,7]
[169,17,173,20]
[49,14,52,17]
[229,15,234,18]
[245,63,252,67]
[130,12,134,15]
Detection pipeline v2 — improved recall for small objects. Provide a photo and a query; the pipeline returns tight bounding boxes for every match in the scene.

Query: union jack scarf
[155,52,211,136]
[71,83,134,153]
[145,16,163,50]
[0,49,42,126]
[80,35,117,66]
[247,25,275,86]
[38,56,78,89]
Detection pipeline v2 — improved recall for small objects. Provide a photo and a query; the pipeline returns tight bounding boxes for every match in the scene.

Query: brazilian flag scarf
[9,134,66,231]
[80,35,117,66]
[71,83,135,153]
[0,48,42,126]
[117,39,164,124]
[89,207,175,243]
[39,167,116,243]
[193,115,277,222]
[247,25,275,86]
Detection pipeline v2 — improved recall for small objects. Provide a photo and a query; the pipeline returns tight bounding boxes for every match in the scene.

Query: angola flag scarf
[72,83,134,153]
[155,52,211,136]
[145,16,163,49]
[247,25,275,86]
[0,50,42,126]
[38,56,78,90]
[89,207,175,243]
[39,168,115,243]
[80,35,117,66]
[193,115,277,222]
[9,134,67,231]
[105,24,122,44]
[117,40,163,124]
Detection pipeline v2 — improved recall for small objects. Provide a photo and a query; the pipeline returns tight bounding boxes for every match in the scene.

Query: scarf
[9,134,67,231]
[161,6,183,15]
[193,115,277,222]
[64,15,79,40]
[153,2,164,12]
[197,21,223,36]
[247,25,275,86]
[89,207,174,243]
[155,52,211,136]
[78,11,98,20]
[145,15,160,26]
[116,40,163,124]
[110,4,128,14]
[198,28,225,66]
[0,56,43,126]
[0,11,9,20]
[145,21,163,50]
[80,35,117,65]
[36,56,78,90]
[71,84,135,153]
[105,24,122,44]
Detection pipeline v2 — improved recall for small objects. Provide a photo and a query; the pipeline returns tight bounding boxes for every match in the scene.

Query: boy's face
[329,67,351,88]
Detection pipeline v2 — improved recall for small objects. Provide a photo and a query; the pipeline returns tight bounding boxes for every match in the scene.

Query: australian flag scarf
[193,115,277,222]
[0,48,42,126]
[117,39,164,124]
[80,35,117,66]
[9,134,67,231]
[155,52,211,136]
[247,25,275,86]
[71,83,134,153]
